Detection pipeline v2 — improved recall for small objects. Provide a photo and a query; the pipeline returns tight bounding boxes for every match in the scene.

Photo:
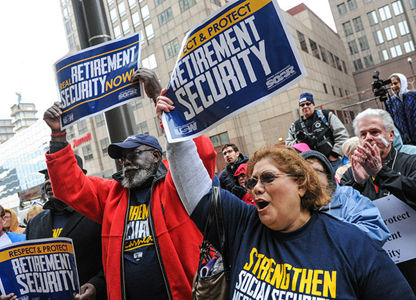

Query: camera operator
[386,73,416,145]
[286,92,349,171]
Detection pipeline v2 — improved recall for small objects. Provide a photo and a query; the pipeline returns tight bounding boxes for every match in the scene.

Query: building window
[65,21,73,35]
[398,20,410,35]
[137,121,149,134]
[342,21,353,36]
[404,40,415,52]
[77,119,88,135]
[113,25,121,38]
[337,3,347,15]
[358,36,369,51]
[392,1,404,15]
[128,0,136,9]
[328,51,336,68]
[319,45,328,63]
[155,0,164,5]
[132,12,140,27]
[385,25,398,41]
[390,44,402,58]
[367,11,378,25]
[323,83,328,94]
[163,38,179,59]
[353,59,363,71]
[309,39,320,59]
[82,144,93,161]
[67,125,75,140]
[411,0,416,9]
[107,0,114,5]
[335,56,343,71]
[379,5,392,21]
[122,19,130,34]
[142,54,157,69]
[374,30,384,45]
[180,0,196,12]
[158,7,173,26]
[297,31,308,53]
[110,8,118,23]
[379,49,389,61]
[118,2,126,17]
[347,0,357,10]
[100,138,109,155]
[363,0,372,3]
[332,85,336,96]
[145,24,154,39]
[210,132,230,147]
[342,60,348,74]
[210,0,221,5]
[348,40,359,54]
[141,5,150,21]
[131,98,143,110]
[363,55,374,67]
[95,114,105,127]
[352,17,364,32]
[339,88,343,97]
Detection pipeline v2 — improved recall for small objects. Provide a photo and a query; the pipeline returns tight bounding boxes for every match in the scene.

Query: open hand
[355,143,382,177]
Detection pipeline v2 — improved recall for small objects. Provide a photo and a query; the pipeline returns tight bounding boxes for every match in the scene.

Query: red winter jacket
[46,136,217,300]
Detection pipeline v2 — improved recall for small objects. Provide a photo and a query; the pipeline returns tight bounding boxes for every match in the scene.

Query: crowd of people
[1,69,415,299]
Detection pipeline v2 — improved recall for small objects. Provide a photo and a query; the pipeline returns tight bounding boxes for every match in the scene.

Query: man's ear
[153,150,162,161]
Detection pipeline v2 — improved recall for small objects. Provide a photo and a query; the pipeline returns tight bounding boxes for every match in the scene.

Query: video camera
[371,71,391,102]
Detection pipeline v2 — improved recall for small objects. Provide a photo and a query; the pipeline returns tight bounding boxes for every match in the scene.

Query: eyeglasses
[245,172,297,190]
[299,102,312,107]
[120,149,155,161]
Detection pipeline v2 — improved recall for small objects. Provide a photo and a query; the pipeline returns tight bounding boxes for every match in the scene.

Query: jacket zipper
[121,189,130,300]
[149,184,173,300]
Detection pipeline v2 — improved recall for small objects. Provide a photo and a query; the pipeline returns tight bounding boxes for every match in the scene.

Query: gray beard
[121,162,158,189]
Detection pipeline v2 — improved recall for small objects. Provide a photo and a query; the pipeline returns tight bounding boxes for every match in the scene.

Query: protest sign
[162,0,306,142]
[0,238,80,299]
[373,195,416,264]
[55,33,142,128]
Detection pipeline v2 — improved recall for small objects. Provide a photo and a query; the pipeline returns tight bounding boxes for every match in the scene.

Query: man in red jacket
[43,69,217,300]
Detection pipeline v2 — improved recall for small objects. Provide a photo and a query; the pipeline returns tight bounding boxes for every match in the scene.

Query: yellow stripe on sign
[179,0,272,60]
[0,242,74,262]
[56,40,139,74]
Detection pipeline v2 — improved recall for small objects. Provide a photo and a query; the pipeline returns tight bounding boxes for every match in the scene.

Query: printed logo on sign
[266,65,296,90]
[63,113,74,124]
[174,121,198,135]
[118,88,138,101]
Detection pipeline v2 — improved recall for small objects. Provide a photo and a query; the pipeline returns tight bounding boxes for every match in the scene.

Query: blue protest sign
[55,33,142,128]
[0,238,80,299]
[162,0,306,142]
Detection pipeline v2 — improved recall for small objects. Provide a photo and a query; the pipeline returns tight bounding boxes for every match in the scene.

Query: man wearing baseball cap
[41,68,217,300]
[286,92,349,170]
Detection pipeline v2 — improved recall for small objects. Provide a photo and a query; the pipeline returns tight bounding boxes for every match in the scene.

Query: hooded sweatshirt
[300,150,390,244]
[386,73,416,144]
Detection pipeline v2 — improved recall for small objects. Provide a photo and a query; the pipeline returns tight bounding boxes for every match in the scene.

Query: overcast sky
[0,0,335,120]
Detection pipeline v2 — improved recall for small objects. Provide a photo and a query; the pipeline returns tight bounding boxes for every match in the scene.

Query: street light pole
[70,0,135,171]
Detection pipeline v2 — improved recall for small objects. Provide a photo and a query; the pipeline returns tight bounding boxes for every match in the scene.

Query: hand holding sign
[156,89,175,118]
[43,102,64,134]
[131,68,162,103]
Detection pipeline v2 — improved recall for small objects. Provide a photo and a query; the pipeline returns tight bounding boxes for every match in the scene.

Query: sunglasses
[245,172,297,190]
[299,102,312,107]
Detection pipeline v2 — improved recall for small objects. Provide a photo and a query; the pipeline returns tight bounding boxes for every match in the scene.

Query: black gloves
[231,185,247,199]
[296,131,317,147]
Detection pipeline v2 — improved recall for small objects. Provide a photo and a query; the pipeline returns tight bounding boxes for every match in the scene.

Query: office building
[0,119,15,143]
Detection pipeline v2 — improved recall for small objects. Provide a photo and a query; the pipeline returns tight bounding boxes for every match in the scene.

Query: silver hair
[353,108,395,136]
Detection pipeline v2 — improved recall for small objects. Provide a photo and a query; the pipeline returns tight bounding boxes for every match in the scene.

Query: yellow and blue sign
[162,0,306,142]
[55,33,142,128]
[0,238,79,299]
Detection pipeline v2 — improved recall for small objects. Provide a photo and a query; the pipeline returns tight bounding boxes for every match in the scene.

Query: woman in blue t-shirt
[156,94,415,300]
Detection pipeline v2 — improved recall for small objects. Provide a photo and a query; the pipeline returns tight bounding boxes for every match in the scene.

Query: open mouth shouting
[254,199,270,211]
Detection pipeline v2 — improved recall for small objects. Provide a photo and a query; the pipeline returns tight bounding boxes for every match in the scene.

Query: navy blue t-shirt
[52,210,68,237]
[191,189,415,300]
[123,186,168,300]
